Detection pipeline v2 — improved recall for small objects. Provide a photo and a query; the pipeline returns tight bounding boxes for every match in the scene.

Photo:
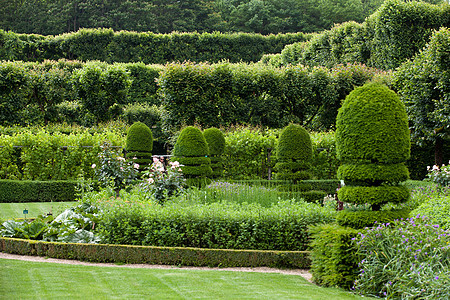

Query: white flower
[147,178,154,184]
[133,163,140,169]
[432,165,439,171]
[91,164,96,168]
[153,157,159,164]
[117,157,126,162]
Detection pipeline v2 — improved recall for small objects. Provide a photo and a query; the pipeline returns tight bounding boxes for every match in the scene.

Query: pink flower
[120,167,124,171]
[133,163,140,169]
[153,157,159,164]
[91,164,96,168]
[147,178,154,184]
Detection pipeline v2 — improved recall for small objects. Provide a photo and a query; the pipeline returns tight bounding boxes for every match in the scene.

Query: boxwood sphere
[336,83,410,164]
[125,122,153,152]
[203,127,225,156]
[277,124,312,162]
[173,126,209,157]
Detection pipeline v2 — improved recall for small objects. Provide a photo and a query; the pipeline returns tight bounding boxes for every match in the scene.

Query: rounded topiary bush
[172,126,212,180]
[336,82,411,213]
[275,124,312,182]
[125,122,153,170]
[203,127,225,178]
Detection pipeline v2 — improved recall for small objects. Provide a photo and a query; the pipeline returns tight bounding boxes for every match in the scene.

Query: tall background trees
[1,0,445,35]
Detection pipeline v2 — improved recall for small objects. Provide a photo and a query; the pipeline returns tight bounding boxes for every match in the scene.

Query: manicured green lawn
[0,202,77,220]
[0,259,370,299]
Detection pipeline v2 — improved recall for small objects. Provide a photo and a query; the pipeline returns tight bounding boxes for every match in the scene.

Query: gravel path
[0,252,313,282]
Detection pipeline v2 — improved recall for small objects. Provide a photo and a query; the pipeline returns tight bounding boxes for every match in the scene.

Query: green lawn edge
[0,237,311,269]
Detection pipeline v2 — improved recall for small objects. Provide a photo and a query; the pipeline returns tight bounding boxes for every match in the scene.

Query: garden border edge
[0,237,311,269]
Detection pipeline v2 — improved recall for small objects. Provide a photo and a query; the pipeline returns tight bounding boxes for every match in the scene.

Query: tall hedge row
[158,62,387,133]
[0,60,385,131]
[276,0,450,70]
[0,29,310,64]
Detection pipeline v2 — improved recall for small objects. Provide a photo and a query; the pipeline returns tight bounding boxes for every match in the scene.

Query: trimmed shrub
[336,82,410,211]
[275,124,312,182]
[0,237,310,269]
[335,209,410,229]
[311,82,411,289]
[125,122,153,171]
[309,224,360,289]
[203,128,225,178]
[0,180,78,203]
[172,126,212,180]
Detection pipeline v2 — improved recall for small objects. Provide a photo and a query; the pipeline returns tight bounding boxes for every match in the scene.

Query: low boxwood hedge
[0,237,311,269]
[0,180,79,203]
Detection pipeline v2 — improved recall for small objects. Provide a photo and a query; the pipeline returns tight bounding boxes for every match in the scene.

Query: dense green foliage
[393,27,450,166]
[0,29,309,64]
[336,83,410,213]
[309,224,360,289]
[203,128,225,178]
[276,0,450,70]
[275,124,312,182]
[336,83,410,164]
[125,122,153,169]
[0,0,407,36]
[412,186,450,229]
[93,190,335,251]
[0,128,124,180]
[172,126,212,178]
[0,180,78,203]
[158,62,386,133]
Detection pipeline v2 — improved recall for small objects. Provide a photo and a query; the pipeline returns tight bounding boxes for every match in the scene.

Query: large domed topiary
[275,124,312,183]
[203,127,225,178]
[125,122,153,171]
[335,82,411,228]
[172,126,212,181]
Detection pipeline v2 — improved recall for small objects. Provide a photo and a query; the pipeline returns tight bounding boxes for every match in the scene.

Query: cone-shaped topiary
[125,122,153,171]
[172,126,212,181]
[203,127,225,178]
[275,124,312,183]
[336,82,411,228]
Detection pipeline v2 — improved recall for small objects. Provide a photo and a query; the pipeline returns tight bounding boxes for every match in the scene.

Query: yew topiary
[336,82,411,224]
[275,124,312,182]
[203,127,225,178]
[172,126,212,180]
[125,122,153,170]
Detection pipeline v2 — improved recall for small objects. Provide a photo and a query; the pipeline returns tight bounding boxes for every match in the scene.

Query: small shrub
[125,122,153,170]
[172,126,212,180]
[203,128,225,178]
[275,124,312,182]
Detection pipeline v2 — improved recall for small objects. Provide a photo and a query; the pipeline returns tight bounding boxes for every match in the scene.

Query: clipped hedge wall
[0,180,78,203]
[309,224,361,289]
[0,237,310,269]
[0,29,310,64]
[277,0,450,70]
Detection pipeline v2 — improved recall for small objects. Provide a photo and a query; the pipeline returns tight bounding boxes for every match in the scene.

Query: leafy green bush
[336,82,410,212]
[93,142,138,194]
[309,224,360,289]
[203,128,225,178]
[94,189,335,251]
[275,124,312,182]
[222,126,278,180]
[125,122,153,170]
[72,62,132,122]
[172,126,212,179]
[353,216,450,299]
[0,128,124,180]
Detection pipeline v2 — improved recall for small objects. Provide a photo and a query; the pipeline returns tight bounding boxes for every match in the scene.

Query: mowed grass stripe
[0,202,77,220]
[0,259,370,299]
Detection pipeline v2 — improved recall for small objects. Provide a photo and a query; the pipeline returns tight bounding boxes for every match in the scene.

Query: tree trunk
[435,136,443,167]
